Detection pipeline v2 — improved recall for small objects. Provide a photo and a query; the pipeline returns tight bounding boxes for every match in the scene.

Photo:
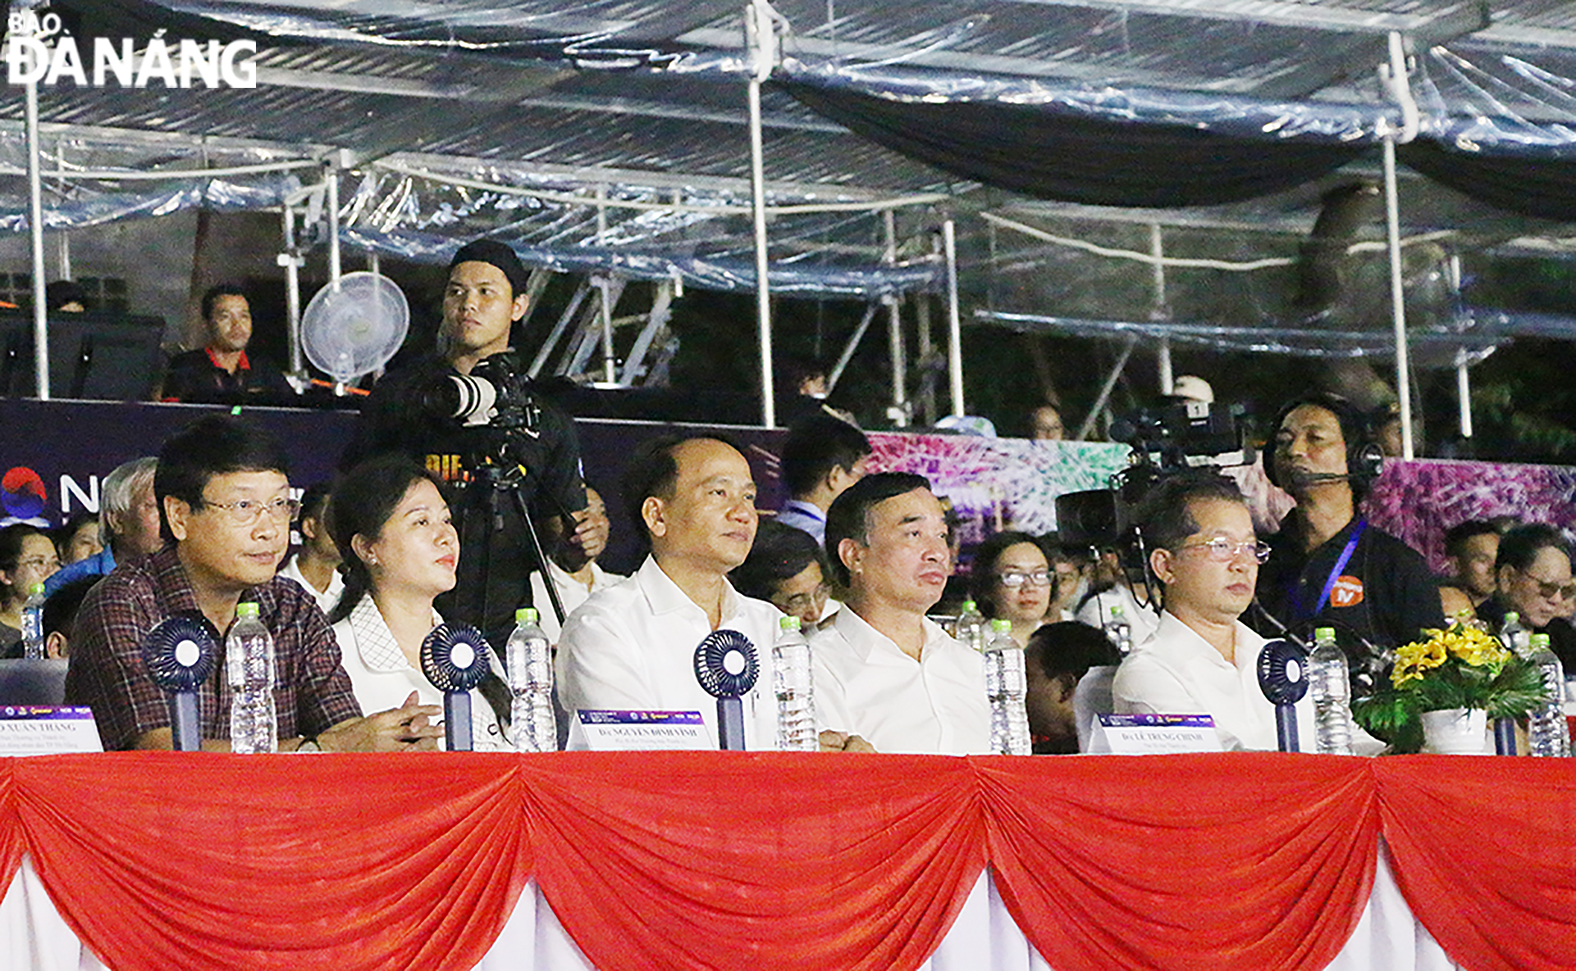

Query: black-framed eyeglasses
[1175,538,1272,564]
[1520,570,1576,602]
[196,495,301,526]
[997,570,1052,588]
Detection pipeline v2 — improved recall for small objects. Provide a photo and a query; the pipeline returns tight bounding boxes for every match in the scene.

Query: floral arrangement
[1352,622,1549,753]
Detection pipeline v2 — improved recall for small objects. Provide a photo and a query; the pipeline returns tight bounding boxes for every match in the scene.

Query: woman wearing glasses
[971,530,1055,648]
[1479,523,1576,672]
[327,454,509,750]
[1111,472,1310,752]
[0,523,61,653]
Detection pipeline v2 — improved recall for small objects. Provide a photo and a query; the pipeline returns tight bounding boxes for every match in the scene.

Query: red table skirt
[0,752,1566,971]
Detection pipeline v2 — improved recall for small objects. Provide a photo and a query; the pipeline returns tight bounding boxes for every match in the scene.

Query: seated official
[730,519,834,629]
[529,486,625,645]
[46,457,164,597]
[327,456,509,751]
[64,415,442,752]
[812,472,989,755]
[55,512,102,566]
[775,414,872,546]
[1024,621,1120,754]
[557,435,788,750]
[42,575,101,658]
[972,530,1054,648]
[1113,472,1314,752]
[1477,523,1576,672]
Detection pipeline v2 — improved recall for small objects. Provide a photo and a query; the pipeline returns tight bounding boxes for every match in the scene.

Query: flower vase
[1419,708,1489,755]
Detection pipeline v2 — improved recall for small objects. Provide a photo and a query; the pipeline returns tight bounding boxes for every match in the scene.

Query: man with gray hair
[44,457,163,595]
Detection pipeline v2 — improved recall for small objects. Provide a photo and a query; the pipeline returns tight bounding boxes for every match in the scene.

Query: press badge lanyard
[1289,519,1367,622]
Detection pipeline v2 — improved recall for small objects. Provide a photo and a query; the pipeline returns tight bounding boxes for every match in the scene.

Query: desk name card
[566,710,710,752]
[0,706,102,755]
[1087,713,1221,755]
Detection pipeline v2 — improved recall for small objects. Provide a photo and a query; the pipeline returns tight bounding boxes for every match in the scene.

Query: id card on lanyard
[1288,520,1367,623]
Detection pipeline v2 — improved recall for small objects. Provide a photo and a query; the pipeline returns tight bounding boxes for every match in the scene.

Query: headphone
[1264,391,1384,495]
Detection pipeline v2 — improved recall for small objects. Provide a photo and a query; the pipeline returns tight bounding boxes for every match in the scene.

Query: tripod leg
[513,488,570,627]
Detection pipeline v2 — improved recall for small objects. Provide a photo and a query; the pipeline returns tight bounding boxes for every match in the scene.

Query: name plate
[1087,713,1221,755]
[0,706,103,755]
[566,710,710,752]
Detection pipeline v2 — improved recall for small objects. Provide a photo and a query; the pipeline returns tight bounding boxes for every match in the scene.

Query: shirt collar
[832,605,948,663]
[205,347,250,371]
[636,555,742,623]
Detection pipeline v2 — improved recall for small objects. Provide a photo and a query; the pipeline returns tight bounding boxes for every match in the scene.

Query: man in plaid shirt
[65,414,443,752]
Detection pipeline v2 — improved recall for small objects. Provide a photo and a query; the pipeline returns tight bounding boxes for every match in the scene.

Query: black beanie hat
[448,239,529,295]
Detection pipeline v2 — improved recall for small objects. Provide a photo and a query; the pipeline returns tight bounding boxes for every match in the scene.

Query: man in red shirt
[161,284,291,404]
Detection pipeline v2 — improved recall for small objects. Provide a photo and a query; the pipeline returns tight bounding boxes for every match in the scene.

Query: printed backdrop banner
[0,400,1571,575]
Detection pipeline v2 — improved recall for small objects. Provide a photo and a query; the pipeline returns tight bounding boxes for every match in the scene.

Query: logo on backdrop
[0,467,47,521]
[5,8,257,89]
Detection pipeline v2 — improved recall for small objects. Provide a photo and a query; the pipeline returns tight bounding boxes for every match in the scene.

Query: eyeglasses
[776,584,830,616]
[1176,538,1272,564]
[16,555,59,571]
[197,495,301,526]
[1520,571,1576,602]
[997,570,1052,588]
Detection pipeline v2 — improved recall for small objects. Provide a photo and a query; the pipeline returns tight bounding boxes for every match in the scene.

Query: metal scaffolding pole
[25,55,48,399]
[943,218,964,417]
[747,1,777,427]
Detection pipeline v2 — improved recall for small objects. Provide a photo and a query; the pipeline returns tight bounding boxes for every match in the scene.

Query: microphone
[420,624,493,751]
[1257,639,1310,753]
[140,613,220,752]
[693,629,759,751]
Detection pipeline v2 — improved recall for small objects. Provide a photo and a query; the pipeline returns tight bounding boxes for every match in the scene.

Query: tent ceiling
[0,1,1573,321]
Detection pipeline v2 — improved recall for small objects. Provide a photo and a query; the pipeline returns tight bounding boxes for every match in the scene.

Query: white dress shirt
[278,555,345,617]
[811,607,991,755]
[331,593,509,751]
[557,556,782,750]
[529,560,625,644]
[1112,611,1314,752]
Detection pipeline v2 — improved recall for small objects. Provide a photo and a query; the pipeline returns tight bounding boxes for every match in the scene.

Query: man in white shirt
[813,472,990,755]
[277,483,344,615]
[1112,471,1313,752]
[530,486,625,643]
[558,435,799,750]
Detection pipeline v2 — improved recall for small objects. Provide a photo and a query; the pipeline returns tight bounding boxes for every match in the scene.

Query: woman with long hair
[328,455,508,750]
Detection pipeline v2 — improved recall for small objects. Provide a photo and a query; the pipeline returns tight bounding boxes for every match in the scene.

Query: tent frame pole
[25,55,48,399]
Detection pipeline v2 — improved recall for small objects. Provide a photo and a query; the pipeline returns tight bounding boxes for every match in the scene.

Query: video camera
[1056,400,1256,555]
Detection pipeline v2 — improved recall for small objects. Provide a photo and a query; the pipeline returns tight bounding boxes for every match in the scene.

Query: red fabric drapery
[1375,757,1576,971]
[0,752,1569,970]
[980,754,1379,971]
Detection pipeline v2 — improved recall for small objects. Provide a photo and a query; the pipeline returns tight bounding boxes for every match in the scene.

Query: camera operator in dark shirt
[342,239,590,645]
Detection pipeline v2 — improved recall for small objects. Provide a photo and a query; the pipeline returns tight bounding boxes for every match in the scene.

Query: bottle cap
[961,599,977,611]
[516,607,539,624]
[1315,626,1335,641]
[1505,611,1520,624]
[990,618,1012,633]
[779,615,801,632]
[1109,604,1125,618]
[236,602,260,618]
[28,582,43,595]
[1532,632,1550,648]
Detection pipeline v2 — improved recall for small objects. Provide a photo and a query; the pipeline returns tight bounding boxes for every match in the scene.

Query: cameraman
[342,239,589,644]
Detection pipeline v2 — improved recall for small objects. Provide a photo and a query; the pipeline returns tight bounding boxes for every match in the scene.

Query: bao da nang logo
[5,8,256,89]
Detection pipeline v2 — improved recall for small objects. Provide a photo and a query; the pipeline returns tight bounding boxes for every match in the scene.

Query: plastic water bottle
[1527,633,1569,758]
[1308,626,1352,755]
[773,615,817,751]
[983,618,1031,755]
[955,599,986,653]
[1500,611,1530,658]
[19,582,46,660]
[226,602,277,754]
[1103,603,1133,656]
[506,607,556,753]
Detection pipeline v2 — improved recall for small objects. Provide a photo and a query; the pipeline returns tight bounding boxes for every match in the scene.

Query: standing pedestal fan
[301,272,409,393]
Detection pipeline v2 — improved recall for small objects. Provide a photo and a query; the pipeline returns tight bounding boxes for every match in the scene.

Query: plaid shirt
[64,546,362,750]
